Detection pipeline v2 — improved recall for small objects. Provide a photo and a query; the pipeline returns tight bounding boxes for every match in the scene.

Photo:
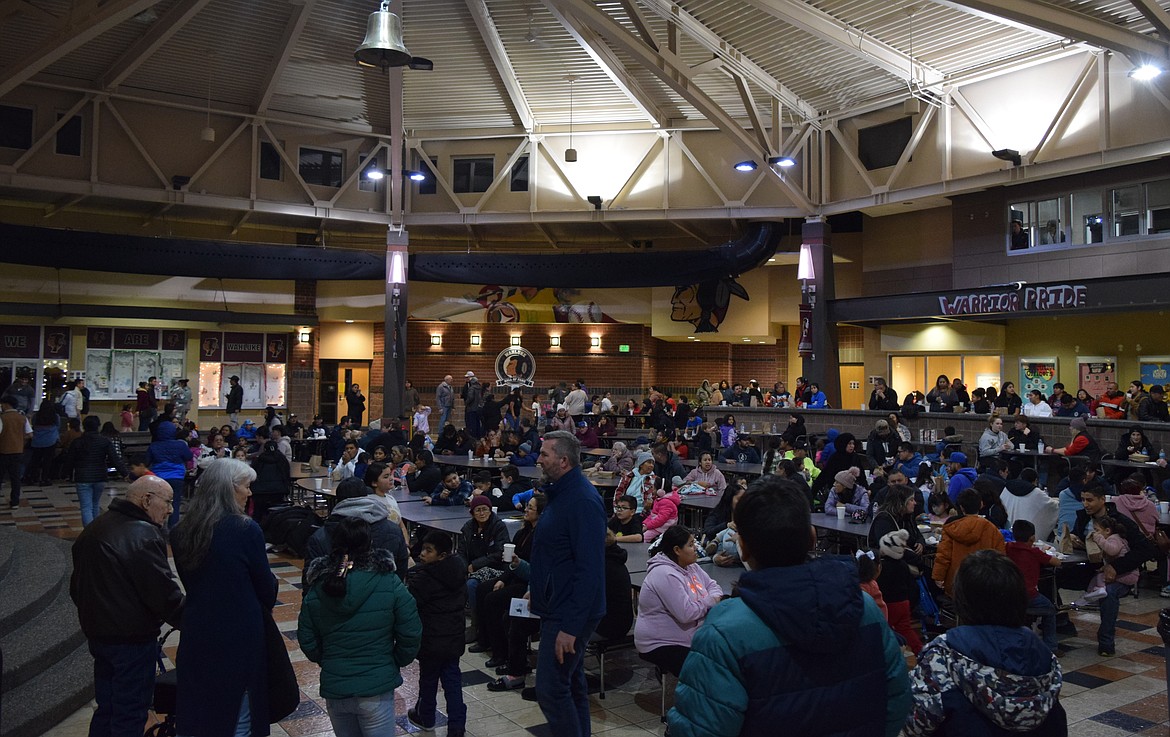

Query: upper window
[1007,177,1170,254]
[55,113,82,156]
[510,156,529,192]
[415,155,437,195]
[857,118,913,171]
[453,156,493,193]
[0,105,34,150]
[260,140,283,181]
[299,147,344,188]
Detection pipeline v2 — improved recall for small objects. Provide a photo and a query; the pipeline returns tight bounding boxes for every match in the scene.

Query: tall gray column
[801,219,842,406]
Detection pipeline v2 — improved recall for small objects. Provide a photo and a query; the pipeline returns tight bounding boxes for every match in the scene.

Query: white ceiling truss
[0,0,1167,250]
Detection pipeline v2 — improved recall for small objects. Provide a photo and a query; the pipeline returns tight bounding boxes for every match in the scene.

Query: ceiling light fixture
[364,163,385,180]
[511,335,521,346]
[734,160,757,172]
[565,74,578,163]
[407,170,426,181]
[200,61,215,142]
[430,334,441,346]
[355,0,434,71]
[1129,64,1164,81]
[768,155,796,168]
[470,334,481,346]
[992,148,1022,167]
[550,335,560,347]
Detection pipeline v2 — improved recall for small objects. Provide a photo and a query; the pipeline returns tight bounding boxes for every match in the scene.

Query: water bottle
[1038,440,1045,454]
[1160,449,1167,461]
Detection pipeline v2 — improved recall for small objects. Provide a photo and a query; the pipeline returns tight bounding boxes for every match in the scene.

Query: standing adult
[69,475,185,737]
[436,375,455,432]
[345,383,366,428]
[136,381,156,431]
[563,381,588,421]
[147,420,192,529]
[0,396,31,508]
[402,379,421,416]
[0,368,36,414]
[530,431,606,737]
[226,374,244,429]
[171,378,192,423]
[171,458,278,737]
[76,377,91,416]
[69,415,127,526]
[461,372,484,438]
[60,380,81,421]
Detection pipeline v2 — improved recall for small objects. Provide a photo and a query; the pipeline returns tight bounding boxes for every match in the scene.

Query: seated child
[1004,519,1060,654]
[1074,515,1140,606]
[607,494,645,543]
[642,486,680,542]
[926,490,956,525]
[424,468,473,506]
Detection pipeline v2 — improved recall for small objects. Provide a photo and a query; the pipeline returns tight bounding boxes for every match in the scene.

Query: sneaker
[1098,647,1115,657]
[1161,585,1170,598]
[487,675,525,692]
[406,707,434,732]
[1083,587,1108,602]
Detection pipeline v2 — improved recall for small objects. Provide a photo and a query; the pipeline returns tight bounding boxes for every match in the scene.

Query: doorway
[839,365,866,410]
[319,361,370,425]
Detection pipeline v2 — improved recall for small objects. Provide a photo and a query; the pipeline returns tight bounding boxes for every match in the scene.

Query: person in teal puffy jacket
[299,517,422,736]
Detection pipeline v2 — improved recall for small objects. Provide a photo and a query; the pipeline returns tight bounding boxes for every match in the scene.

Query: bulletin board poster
[1139,358,1170,388]
[1020,358,1058,397]
[1078,357,1116,398]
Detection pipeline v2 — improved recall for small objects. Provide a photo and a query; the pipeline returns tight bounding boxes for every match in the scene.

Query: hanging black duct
[0,222,779,287]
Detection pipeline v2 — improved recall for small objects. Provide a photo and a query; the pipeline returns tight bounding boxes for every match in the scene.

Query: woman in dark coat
[780,413,807,446]
[172,458,277,737]
[250,440,291,523]
[868,484,926,654]
[811,432,870,503]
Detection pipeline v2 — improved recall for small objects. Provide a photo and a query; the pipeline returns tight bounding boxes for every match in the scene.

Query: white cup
[836,506,846,521]
[468,450,474,459]
[860,403,866,410]
[1106,495,1113,504]
[503,543,516,562]
[313,477,322,490]
[484,455,492,462]
[1159,501,1169,515]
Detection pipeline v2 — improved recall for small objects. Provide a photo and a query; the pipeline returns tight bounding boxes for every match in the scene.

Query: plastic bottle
[1038,439,1045,454]
[1160,449,1167,461]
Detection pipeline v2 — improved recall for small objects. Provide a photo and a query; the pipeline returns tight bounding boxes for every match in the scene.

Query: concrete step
[0,581,87,693]
[0,527,16,584]
[0,640,94,737]
[0,531,67,639]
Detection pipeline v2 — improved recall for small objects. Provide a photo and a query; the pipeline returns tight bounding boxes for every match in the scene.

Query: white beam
[934,0,1170,62]
[0,0,163,98]
[741,0,945,87]
[550,0,815,213]
[1128,0,1170,41]
[542,0,668,128]
[98,0,212,90]
[464,0,535,132]
[637,0,819,120]
[255,0,318,114]
[1028,56,1096,164]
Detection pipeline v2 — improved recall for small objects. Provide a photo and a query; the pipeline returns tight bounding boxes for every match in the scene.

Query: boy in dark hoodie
[407,531,468,737]
[145,420,192,529]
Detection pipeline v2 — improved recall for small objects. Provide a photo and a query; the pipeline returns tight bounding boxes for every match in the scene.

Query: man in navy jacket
[529,430,606,737]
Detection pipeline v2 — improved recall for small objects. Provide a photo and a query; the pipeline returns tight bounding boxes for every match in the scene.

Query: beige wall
[319,322,374,359]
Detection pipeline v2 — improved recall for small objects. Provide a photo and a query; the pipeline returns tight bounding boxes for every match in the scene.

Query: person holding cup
[825,467,869,520]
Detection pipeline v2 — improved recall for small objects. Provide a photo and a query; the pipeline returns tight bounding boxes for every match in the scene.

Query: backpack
[261,505,322,557]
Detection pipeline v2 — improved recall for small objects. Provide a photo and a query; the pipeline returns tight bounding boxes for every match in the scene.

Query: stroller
[145,628,178,737]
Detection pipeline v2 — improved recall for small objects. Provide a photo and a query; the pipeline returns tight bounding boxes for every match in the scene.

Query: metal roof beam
[542,0,668,128]
[255,0,318,114]
[465,0,536,132]
[637,0,819,120]
[0,0,163,98]
[1128,0,1170,42]
[935,0,1170,62]
[741,0,945,88]
[552,0,815,213]
[97,0,212,90]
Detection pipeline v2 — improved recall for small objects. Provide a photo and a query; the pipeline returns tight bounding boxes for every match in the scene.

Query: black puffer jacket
[407,553,468,660]
[69,498,184,643]
[68,430,127,483]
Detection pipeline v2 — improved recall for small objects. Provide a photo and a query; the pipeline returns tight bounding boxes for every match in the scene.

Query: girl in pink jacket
[643,486,681,542]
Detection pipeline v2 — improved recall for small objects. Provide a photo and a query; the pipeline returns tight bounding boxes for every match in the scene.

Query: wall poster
[1020,357,1058,398]
[1139,357,1170,388]
[1077,357,1116,398]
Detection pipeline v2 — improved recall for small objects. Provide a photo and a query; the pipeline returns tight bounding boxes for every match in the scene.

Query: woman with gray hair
[172,458,280,737]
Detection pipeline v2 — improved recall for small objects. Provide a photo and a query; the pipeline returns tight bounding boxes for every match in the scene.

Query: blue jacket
[895,452,925,479]
[670,556,910,737]
[947,467,978,503]
[428,478,473,506]
[529,466,607,637]
[146,421,192,481]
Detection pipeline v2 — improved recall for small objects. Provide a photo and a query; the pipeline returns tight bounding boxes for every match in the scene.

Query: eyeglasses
[149,492,174,505]
[616,506,634,512]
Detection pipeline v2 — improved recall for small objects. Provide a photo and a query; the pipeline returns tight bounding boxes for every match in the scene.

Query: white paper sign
[509,598,539,619]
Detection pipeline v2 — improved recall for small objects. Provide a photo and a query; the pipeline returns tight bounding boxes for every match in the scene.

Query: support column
[382,62,408,425]
[800,218,842,406]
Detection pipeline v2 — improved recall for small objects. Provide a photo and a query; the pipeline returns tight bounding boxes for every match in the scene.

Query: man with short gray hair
[436,374,455,432]
[530,430,606,736]
[70,475,185,737]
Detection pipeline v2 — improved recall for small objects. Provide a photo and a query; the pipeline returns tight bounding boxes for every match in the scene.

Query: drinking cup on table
[468,450,474,459]
[836,506,846,521]
[503,543,516,562]
[313,478,322,490]
[860,403,866,410]
[1159,501,1169,516]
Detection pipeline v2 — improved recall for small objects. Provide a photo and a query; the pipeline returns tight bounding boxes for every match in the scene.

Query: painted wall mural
[469,286,616,323]
[669,277,749,333]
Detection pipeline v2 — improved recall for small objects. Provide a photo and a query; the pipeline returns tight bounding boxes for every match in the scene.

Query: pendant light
[565,74,578,163]
[200,63,215,142]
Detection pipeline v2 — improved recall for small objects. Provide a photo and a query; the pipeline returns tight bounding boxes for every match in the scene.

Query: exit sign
[618,344,630,352]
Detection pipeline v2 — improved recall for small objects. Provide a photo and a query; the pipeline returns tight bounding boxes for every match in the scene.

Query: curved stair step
[0,582,87,693]
[0,640,94,737]
[0,531,67,638]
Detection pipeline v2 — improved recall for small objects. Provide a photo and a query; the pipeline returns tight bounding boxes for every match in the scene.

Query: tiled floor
[6,481,1170,736]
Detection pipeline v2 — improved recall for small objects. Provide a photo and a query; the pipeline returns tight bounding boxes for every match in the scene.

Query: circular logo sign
[495,346,536,388]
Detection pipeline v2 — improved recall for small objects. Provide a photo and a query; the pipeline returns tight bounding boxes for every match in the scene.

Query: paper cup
[503,543,516,562]
[1160,501,1169,515]
[860,403,866,410]
[468,450,474,459]
[313,478,322,490]
[836,506,846,521]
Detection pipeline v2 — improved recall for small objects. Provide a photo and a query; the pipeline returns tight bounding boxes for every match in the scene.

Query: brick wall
[288,329,318,420]
[371,324,385,421]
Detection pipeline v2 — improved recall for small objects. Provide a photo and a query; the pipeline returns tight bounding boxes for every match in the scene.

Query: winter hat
[875,419,889,431]
[518,442,532,454]
[469,495,492,511]
[577,421,588,428]
[1070,416,1087,432]
[634,451,654,470]
[878,529,910,560]
[948,451,967,465]
[834,466,861,489]
[465,371,476,378]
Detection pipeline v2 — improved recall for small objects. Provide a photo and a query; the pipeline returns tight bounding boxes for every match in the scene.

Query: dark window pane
[453,157,493,193]
[0,105,34,150]
[55,113,82,156]
[260,141,282,181]
[857,117,912,171]
[510,156,529,192]
[417,156,437,195]
[299,148,343,187]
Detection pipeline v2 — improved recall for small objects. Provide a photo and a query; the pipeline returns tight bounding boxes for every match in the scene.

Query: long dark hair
[322,517,372,598]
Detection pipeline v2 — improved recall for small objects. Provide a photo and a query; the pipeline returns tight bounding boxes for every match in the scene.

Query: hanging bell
[355,2,411,70]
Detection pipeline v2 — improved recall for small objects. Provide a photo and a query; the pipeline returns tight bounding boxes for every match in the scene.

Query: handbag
[263,611,300,723]
[1132,512,1170,554]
